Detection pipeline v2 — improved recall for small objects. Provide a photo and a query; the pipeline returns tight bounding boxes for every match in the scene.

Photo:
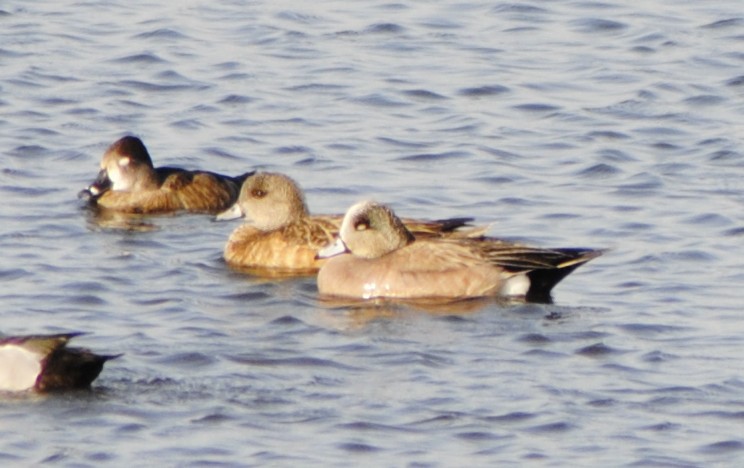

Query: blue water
[1,1,743,466]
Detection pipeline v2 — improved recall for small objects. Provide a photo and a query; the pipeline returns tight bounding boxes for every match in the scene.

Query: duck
[79,136,253,214]
[0,333,119,392]
[217,172,485,273]
[317,201,603,302]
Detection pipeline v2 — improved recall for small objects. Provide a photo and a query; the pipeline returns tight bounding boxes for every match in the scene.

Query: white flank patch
[362,282,378,300]
[500,274,530,297]
[0,345,42,391]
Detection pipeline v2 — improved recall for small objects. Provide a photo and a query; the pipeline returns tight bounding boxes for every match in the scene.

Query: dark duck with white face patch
[79,136,254,214]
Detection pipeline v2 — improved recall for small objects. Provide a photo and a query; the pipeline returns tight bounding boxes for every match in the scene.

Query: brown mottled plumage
[224,216,339,273]
[317,201,603,302]
[79,136,253,214]
[218,172,485,273]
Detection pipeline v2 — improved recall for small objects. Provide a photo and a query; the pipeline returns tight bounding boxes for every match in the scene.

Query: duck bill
[215,202,245,221]
[316,237,349,259]
[79,169,112,201]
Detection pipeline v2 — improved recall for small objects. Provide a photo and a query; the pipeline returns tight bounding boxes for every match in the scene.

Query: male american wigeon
[0,333,119,392]
[317,201,602,302]
[217,172,485,273]
[79,136,253,214]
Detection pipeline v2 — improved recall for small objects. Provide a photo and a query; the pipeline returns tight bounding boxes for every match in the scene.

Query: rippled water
[1,0,743,465]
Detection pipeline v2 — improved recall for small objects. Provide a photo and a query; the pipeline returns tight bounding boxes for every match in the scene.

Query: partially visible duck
[317,201,603,302]
[217,172,484,273]
[0,333,119,392]
[79,136,253,214]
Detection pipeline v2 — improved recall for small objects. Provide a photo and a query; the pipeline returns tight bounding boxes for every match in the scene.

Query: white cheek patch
[108,167,128,191]
[0,345,42,391]
[118,156,131,167]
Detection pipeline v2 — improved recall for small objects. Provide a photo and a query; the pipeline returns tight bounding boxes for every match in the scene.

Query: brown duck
[317,201,603,302]
[218,172,485,274]
[80,136,253,214]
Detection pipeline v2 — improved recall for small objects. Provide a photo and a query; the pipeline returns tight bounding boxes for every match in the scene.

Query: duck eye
[251,189,266,198]
[354,220,369,231]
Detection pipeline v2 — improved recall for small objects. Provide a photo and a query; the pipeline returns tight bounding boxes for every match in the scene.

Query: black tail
[524,248,603,303]
[432,217,475,232]
[37,348,121,392]
[232,170,256,187]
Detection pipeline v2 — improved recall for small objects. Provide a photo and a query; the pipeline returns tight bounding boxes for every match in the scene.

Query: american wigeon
[0,333,119,392]
[217,172,485,273]
[317,201,602,302]
[79,136,253,214]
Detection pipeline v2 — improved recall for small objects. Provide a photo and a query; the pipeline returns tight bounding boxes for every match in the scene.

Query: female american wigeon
[218,172,484,273]
[79,136,253,214]
[317,201,602,302]
[0,333,119,392]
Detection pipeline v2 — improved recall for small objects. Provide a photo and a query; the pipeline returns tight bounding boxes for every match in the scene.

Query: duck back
[95,168,252,214]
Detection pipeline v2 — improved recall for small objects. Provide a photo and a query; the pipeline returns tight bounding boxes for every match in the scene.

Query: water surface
[1,1,743,466]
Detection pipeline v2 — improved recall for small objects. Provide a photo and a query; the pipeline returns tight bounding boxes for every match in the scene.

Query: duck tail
[525,248,603,303]
[36,348,122,392]
[431,217,475,232]
[233,170,256,186]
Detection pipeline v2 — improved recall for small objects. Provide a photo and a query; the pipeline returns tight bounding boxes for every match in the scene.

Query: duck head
[80,136,158,201]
